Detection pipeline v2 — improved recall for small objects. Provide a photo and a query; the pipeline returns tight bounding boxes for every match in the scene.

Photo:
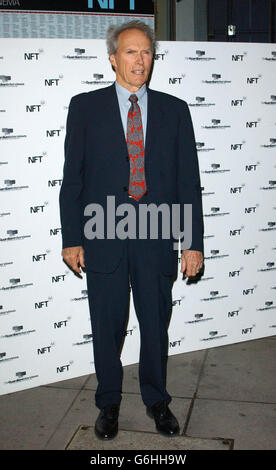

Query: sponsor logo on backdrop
[262,51,276,61]
[204,207,230,217]
[231,97,246,106]
[246,119,261,128]
[204,249,229,260]
[44,76,63,87]
[244,245,258,255]
[0,180,29,191]
[259,180,276,191]
[185,312,214,324]
[261,138,276,148]
[0,352,19,363]
[201,163,230,174]
[229,226,243,236]
[0,260,13,267]
[169,338,185,349]
[24,51,42,60]
[28,153,47,164]
[0,229,31,242]
[72,334,93,346]
[200,330,228,341]
[241,325,255,335]
[0,211,11,217]
[186,50,216,61]
[201,291,228,301]
[243,285,257,295]
[245,162,259,172]
[172,296,185,307]
[48,179,62,188]
[0,304,16,316]
[1,325,35,338]
[0,278,33,291]
[201,186,215,196]
[0,128,27,140]
[63,48,97,60]
[54,319,70,329]
[228,308,242,318]
[0,75,24,87]
[34,298,52,310]
[196,142,215,152]
[52,273,68,284]
[262,95,276,105]
[230,184,245,194]
[37,345,54,355]
[231,141,246,150]
[5,371,39,385]
[154,51,168,61]
[124,327,136,337]
[232,53,247,61]
[258,262,276,272]
[259,221,276,232]
[229,268,243,277]
[189,96,215,107]
[46,127,64,137]
[202,73,231,84]
[244,204,259,214]
[26,102,45,113]
[169,75,185,85]
[30,202,48,214]
[257,301,276,311]
[71,290,88,302]
[247,75,261,84]
[202,119,230,129]
[88,0,136,10]
[32,251,50,262]
[49,227,61,236]
[56,362,73,374]
[82,73,113,85]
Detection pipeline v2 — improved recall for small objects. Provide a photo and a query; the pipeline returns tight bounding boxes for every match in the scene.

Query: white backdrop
[0,39,275,395]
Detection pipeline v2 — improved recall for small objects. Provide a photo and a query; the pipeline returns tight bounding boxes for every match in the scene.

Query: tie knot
[129,94,138,104]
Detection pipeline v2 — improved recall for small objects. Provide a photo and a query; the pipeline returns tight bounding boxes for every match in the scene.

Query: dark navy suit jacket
[59,83,204,275]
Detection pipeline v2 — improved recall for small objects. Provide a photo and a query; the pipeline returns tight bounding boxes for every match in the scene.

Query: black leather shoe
[94,404,120,440]
[146,401,180,437]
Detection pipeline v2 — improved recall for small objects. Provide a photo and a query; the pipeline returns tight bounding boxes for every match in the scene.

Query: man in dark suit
[59,21,204,440]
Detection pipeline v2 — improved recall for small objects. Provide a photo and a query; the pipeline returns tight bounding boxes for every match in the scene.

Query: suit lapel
[145,88,164,189]
[105,83,129,160]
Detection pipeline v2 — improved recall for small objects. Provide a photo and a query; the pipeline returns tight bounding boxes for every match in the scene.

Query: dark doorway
[208,0,276,42]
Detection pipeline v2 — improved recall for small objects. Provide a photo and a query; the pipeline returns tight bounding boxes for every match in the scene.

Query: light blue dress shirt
[115,81,148,144]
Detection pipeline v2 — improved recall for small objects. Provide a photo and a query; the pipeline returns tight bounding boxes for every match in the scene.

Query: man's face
[109,28,153,92]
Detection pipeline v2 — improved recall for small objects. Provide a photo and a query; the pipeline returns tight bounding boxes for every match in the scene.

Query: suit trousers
[86,237,173,410]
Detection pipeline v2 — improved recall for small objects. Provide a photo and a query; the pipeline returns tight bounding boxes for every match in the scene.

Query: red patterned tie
[126,94,147,201]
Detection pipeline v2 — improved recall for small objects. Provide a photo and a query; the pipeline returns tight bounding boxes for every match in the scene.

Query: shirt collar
[115,81,147,103]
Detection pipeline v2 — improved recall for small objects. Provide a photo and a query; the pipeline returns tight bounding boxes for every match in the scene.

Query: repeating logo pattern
[0,39,275,395]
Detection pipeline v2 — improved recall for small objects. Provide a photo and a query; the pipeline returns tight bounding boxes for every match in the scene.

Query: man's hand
[181,250,203,278]
[62,246,85,276]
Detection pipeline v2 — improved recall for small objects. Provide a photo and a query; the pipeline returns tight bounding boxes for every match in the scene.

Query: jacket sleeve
[59,95,85,249]
[177,101,204,253]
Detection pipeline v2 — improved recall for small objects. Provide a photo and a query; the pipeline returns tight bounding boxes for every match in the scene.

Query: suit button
[125,156,129,162]
[123,186,128,192]
[144,191,148,196]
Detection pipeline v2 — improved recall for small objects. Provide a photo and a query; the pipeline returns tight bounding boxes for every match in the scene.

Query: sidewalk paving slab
[66,425,232,450]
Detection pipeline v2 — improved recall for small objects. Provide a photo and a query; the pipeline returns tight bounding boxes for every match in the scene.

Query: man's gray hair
[106,20,156,56]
